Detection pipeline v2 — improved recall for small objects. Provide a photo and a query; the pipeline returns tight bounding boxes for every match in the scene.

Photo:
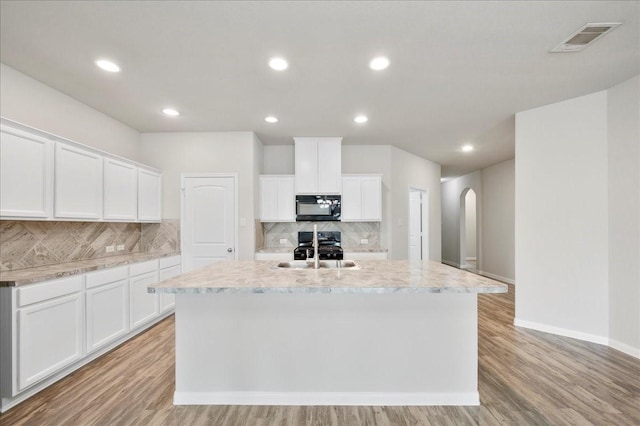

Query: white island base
[173,292,478,406]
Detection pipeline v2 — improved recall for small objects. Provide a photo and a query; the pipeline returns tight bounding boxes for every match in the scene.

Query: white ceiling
[1,1,638,178]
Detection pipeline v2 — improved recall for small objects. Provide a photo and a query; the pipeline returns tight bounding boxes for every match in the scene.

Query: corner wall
[0,63,140,161]
[515,90,610,344]
[607,75,640,356]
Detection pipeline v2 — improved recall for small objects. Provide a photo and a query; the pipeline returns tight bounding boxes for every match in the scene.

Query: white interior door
[409,190,423,261]
[182,176,236,272]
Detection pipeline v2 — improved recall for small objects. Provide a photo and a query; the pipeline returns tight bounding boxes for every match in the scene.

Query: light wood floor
[1,285,639,425]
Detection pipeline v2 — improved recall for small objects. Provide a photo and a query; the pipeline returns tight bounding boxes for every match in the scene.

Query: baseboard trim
[513,318,608,346]
[478,271,515,285]
[173,391,480,406]
[441,260,461,268]
[609,339,640,359]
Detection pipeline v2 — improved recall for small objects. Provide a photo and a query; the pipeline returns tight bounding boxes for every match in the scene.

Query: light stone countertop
[149,260,507,295]
[255,247,388,253]
[0,251,181,287]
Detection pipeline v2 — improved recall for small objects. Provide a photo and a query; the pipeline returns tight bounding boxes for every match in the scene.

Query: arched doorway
[460,188,478,272]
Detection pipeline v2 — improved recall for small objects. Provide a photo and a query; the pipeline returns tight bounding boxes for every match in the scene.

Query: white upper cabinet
[341,175,382,222]
[260,175,295,222]
[294,137,341,194]
[55,143,103,220]
[103,158,137,221]
[0,126,53,219]
[138,169,162,222]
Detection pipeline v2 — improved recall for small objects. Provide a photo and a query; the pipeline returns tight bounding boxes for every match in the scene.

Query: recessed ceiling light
[461,145,474,152]
[269,57,288,71]
[162,108,180,117]
[354,115,368,124]
[95,59,120,73]
[265,116,278,123]
[369,57,389,71]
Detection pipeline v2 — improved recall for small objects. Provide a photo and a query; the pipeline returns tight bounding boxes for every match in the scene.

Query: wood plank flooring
[1,284,639,425]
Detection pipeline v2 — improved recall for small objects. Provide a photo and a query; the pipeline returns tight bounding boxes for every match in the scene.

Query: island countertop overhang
[148,260,508,295]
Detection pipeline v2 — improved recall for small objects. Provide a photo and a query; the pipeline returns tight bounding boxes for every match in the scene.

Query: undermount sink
[275,260,360,270]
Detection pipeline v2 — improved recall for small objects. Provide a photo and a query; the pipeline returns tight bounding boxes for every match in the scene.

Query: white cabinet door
[104,158,137,221]
[130,271,159,329]
[341,175,382,222]
[294,139,318,194]
[86,279,129,353]
[17,293,83,391]
[260,176,295,222]
[0,127,53,219]
[317,140,342,194]
[341,176,362,221]
[294,138,341,194]
[159,264,181,312]
[55,143,103,220]
[361,176,382,221]
[138,169,162,222]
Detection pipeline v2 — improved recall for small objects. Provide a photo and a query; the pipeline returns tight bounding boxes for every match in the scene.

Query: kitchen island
[149,260,507,406]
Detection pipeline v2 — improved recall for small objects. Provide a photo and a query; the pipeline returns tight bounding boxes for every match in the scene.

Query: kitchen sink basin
[275,260,360,270]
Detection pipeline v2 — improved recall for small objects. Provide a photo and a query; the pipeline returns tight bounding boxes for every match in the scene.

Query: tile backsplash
[261,222,381,250]
[0,219,180,271]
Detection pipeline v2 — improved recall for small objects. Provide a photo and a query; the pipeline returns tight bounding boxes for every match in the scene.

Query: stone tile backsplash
[0,219,180,271]
[262,222,380,249]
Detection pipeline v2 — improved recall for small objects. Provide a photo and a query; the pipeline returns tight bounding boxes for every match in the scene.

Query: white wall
[607,75,640,356]
[140,132,261,260]
[481,159,515,282]
[515,91,609,343]
[441,171,482,267]
[263,145,294,174]
[390,146,442,261]
[0,63,140,161]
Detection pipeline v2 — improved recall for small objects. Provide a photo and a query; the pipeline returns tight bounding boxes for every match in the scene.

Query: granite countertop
[149,260,507,295]
[256,247,388,253]
[0,251,181,287]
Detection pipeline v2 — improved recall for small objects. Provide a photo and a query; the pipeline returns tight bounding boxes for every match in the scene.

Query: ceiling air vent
[550,22,621,53]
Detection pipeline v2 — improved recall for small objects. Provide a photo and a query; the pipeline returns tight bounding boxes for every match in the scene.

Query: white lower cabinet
[17,290,84,392]
[129,260,160,329]
[85,266,129,353]
[0,256,179,410]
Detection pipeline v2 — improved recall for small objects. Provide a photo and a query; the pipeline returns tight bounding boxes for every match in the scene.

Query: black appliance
[295,195,341,222]
[293,231,344,260]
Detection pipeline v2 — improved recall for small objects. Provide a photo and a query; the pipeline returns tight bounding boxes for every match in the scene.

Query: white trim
[514,318,609,346]
[441,259,461,268]
[478,271,515,285]
[174,391,480,406]
[609,339,640,359]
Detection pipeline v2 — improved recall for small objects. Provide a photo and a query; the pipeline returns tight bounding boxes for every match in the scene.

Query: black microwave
[296,195,341,222]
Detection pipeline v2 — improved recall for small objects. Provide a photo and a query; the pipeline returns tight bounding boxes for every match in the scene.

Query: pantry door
[181,174,237,272]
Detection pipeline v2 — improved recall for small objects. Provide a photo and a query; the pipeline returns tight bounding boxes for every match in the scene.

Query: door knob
[227,248,233,253]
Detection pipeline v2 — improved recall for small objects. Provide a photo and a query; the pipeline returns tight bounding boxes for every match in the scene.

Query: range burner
[294,231,344,260]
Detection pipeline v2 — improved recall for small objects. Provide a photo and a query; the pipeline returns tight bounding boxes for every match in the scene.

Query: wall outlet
[116,244,125,251]
[279,239,288,245]
[360,239,369,245]
[106,245,115,253]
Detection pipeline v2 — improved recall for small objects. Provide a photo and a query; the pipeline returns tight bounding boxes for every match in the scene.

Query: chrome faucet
[312,224,319,269]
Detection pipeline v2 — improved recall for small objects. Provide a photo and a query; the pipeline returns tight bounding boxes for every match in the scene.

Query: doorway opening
[408,188,428,261]
[460,188,478,272]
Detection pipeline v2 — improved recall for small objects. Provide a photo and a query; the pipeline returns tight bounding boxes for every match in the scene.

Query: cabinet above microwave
[294,137,342,195]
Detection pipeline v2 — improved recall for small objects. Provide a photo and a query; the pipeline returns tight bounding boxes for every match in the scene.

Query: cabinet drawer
[129,260,158,277]
[85,266,128,289]
[18,276,83,307]
[159,255,181,269]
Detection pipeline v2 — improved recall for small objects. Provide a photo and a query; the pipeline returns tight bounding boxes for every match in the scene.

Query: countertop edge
[0,251,182,287]
[149,286,508,295]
